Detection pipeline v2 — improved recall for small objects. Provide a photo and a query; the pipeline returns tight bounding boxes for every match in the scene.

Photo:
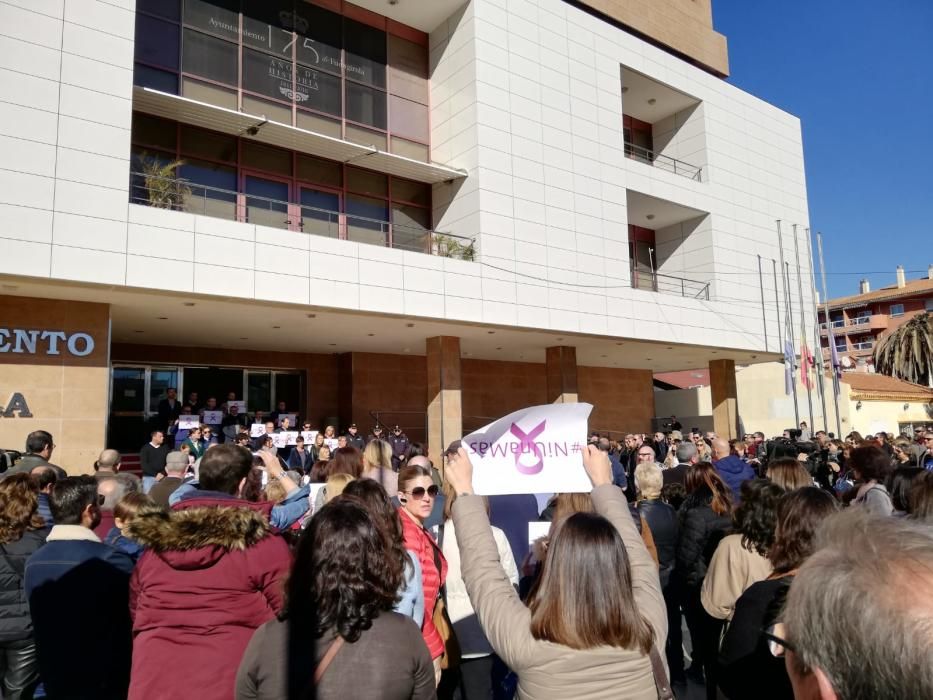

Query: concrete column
[709,358,739,439]
[546,346,579,403]
[426,336,462,468]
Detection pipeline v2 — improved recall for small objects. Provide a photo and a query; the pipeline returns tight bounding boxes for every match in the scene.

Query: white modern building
[0,0,815,469]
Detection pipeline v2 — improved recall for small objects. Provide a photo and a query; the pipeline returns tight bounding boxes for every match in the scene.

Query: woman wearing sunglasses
[398,464,447,686]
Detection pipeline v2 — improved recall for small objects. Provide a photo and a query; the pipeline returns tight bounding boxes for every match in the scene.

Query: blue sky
[712,1,933,298]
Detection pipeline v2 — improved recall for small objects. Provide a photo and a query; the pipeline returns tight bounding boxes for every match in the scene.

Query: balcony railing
[623,141,703,181]
[852,341,874,351]
[819,319,845,330]
[129,171,476,261]
[631,268,711,300]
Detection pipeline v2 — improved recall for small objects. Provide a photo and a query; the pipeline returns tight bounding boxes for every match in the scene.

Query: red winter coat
[126,494,291,700]
[399,507,448,660]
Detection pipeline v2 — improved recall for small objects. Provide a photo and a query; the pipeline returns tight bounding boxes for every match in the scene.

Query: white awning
[133,87,468,185]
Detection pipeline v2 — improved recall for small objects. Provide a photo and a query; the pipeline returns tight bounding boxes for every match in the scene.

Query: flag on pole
[784,339,796,396]
[828,329,842,396]
[800,336,814,389]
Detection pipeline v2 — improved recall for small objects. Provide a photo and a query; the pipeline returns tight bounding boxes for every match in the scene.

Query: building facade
[818,267,933,372]
[0,0,813,470]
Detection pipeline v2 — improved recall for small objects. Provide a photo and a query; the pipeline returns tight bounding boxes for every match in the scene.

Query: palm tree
[873,312,933,387]
[137,153,189,210]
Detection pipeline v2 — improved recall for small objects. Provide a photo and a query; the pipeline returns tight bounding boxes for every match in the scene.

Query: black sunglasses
[406,485,439,500]
[763,624,796,658]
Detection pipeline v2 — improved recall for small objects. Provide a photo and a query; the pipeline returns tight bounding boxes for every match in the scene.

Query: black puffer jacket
[0,528,48,641]
[636,498,678,588]
[674,486,731,589]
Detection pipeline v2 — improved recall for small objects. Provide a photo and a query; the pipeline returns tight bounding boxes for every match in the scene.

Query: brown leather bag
[433,524,461,670]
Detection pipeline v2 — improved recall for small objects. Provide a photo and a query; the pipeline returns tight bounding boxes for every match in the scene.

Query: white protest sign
[301,430,318,444]
[272,432,296,449]
[527,521,550,546]
[250,423,267,437]
[463,403,593,495]
[226,400,246,413]
[178,414,200,429]
[202,410,223,425]
[324,438,339,451]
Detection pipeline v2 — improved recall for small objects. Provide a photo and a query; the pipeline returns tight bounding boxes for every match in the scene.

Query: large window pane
[296,154,342,188]
[244,175,289,229]
[182,28,238,85]
[242,141,292,176]
[183,0,239,42]
[304,69,341,117]
[139,0,180,21]
[388,95,428,142]
[392,205,430,253]
[388,34,428,104]
[243,49,292,102]
[180,159,237,219]
[242,0,293,55]
[344,19,386,88]
[134,64,179,93]
[300,188,340,238]
[295,4,342,74]
[135,14,180,70]
[180,125,236,161]
[346,167,387,197]
[132,113,178,151]
[247,371,272,413]
[346,194,388,247]
[346,83,387,129]
[391,178,430,206]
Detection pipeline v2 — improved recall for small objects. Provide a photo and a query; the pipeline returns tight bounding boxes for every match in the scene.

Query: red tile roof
[840,372,933,401]
[826,277,933,309]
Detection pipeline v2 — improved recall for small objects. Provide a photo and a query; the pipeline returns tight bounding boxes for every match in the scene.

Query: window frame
[890,303,905,317]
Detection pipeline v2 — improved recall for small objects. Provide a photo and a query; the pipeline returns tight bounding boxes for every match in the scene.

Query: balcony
[631,268,710,300]
[820,315,886,335]
[852,340,874,351]
[130,171,476,261]
[624,141,702,181]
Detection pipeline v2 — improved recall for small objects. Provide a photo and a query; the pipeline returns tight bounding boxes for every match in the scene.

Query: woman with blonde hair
[0,473,48,699]
[765,458,813,491]
[362,438,398,497]
[323,473,355,504]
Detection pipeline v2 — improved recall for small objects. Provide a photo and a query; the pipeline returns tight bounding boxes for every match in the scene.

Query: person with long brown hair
[674,462,733,688]
[443,445,666,699]
[235,499,435,699]
[765,458,813,491]
[718,487,838,699]
[0,473,47,700]
[362,439,398,498]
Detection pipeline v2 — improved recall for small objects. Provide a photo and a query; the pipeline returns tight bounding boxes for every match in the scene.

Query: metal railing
[129,171,477,261]
[852,341,874,350]
[819,320,845,330]
[623,141,703,181]
[631,268,711,300]
[851,316,871,326]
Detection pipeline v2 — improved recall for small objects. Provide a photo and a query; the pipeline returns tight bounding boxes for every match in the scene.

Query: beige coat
[451,484,667,700]
[700,533,772,620]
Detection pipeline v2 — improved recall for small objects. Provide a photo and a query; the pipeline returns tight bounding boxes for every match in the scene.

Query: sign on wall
[0,329,94,356]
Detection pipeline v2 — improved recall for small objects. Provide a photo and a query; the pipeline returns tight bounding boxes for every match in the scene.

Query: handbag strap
[313,636,345,685]
[648,645,674,700]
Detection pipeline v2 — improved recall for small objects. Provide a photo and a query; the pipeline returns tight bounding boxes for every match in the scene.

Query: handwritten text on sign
[463,403,593,495]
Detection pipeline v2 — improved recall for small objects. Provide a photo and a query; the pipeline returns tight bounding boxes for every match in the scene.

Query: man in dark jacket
[711,437,755,503]
[663,442,698,488]
[3,431,66,480]
[388,425,410,471]
[25,476,135,700]
[157,388,182,433]
[30,466,57,524]
[139,430,171,493]
[345,423,366,451]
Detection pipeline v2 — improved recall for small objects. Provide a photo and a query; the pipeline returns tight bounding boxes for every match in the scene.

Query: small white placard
[528,521,550,546]
[226,400,247,413]
[250,423,267,438]
[324,438,339,451]
[202,410,223,424]
[271,432,294,449]
[301,430,318,444]
[178,414,200,429]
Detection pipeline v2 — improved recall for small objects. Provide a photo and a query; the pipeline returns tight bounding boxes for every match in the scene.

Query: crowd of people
[0,407,932,700]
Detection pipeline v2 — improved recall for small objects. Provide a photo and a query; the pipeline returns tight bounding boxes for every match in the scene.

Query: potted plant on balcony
[432,234,476,261]
[137,152,190,210]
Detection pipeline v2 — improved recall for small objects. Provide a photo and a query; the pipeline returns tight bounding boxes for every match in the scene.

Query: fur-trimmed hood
[127,500,272,570]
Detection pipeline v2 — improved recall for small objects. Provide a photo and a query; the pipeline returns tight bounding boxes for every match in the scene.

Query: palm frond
[873,312,933,387]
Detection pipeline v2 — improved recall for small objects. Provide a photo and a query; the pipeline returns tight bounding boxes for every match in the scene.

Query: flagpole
[792,224,815,431]
[777,221,800,426]
[805,227,829,434]
[817,232,842,436]
[772,258,782,343]
[758,254,768,352]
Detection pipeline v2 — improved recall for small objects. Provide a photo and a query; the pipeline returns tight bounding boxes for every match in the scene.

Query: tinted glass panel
[180,125,236,161]
[135,14,180,69]
[132,113,178,150]
[182,29,238,85]
[388,95,428,142]
[344,19,386,88]
[180,159,236,190]
[241,0,293,55]
[242,140,292,175]
[296,154,342,187]
[295,3,342,74]
[388,34,428,103]
[183,0,239,41]
[304,69,341,116]
[346,194,388,222]
[391,178,430,206]
[139,0,180,21]
[133,64,179,93]
[243,49,292,102]
[346,167,387,197]
[245,176,289,229]
[346,83,386,129]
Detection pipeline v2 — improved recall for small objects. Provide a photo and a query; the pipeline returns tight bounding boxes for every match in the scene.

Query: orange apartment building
[819,266,933,372]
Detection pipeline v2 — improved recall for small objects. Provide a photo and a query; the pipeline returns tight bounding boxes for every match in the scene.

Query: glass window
[295,4,342,74]
[134,64,179,93]
[890,303,905,316]
[243,48,293,102]
[180,159,237,218]
[302,68,342,116]
[347,194,388,246]
[388,95,428,142]
[139,0,180,21]
[183,0,240,42]
[346,83,387,129]
[135,14,180,70]
[391,178,430,206]
[300,187,340,238]
[244,175,289,229]
[247,370,272,412]
[242,140,292,176]
[347,194,388,222]
[273,372,302,412]
[296,154,342,187]
[346,167,387,197]
[150,368,180,415]
[180,125,236,162]
[241,0,293,55]
[388,34,428,104]
[392,204,430,231]
[132,112,178,150]
[344,19,386,88]
[182,28,238,85]
[925,298,933,312]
